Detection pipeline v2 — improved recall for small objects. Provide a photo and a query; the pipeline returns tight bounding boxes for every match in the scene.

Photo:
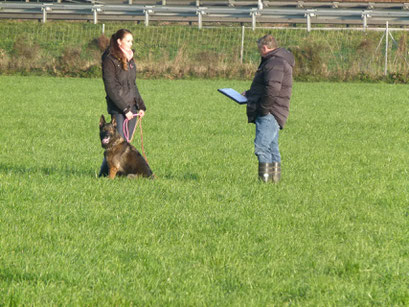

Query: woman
[99,29,146,177]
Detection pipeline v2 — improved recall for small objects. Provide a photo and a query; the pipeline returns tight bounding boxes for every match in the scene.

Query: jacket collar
[261,48,278,61]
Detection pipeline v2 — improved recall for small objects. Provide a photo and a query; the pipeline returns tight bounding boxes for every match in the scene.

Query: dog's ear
[111,116,117,128]
[99,115,106,127]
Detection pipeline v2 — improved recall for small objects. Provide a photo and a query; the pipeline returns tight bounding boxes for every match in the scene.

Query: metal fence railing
[2,2,409,29]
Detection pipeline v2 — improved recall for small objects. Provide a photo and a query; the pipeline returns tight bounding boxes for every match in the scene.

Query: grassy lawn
[0,76,408,305]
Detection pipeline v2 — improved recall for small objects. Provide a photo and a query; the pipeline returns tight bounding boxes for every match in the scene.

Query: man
[244,34,295,183]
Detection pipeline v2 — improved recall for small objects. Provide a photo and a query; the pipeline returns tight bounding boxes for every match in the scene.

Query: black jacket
[102,50,146,115]
[246,48,295,128]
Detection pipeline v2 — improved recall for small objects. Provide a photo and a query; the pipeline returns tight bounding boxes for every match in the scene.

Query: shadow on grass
[0,162,96,178]
[0,163,201,181]
[0,266,73,286]
[159,172,200,181]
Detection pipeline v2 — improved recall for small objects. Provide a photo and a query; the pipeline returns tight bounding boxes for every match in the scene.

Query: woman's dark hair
[109,29,132,70]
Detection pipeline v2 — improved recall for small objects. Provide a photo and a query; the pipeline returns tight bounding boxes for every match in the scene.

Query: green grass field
[1,76,408,305]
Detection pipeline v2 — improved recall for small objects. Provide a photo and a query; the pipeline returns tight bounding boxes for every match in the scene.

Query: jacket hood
[101,48,110,62]
[265,48,295,68]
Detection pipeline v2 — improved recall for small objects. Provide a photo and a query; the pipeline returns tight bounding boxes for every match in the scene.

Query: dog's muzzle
[101,137,110,145]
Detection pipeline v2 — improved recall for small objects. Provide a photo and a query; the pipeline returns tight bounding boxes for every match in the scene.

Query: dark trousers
[112,112,138,140]
[98,113,138,177]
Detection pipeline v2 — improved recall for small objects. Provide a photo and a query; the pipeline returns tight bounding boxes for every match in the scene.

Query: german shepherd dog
[99,115,153,179]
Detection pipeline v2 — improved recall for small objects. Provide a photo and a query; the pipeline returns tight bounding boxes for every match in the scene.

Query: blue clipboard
[218,88,248,105]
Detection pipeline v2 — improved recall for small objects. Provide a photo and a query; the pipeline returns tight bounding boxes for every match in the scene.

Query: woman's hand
[138,110,145,118]
[125,111,134,120]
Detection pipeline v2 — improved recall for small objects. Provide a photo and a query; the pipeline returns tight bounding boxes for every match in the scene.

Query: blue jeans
[254,113,281,163]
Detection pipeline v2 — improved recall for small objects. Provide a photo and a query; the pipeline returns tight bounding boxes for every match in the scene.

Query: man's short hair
[257,34,278,50]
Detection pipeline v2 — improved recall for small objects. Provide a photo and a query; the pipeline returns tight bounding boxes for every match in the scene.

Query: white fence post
[305,10,316,32]
[362,11,371,31]
[240,25,245,64]
[93,8,98,24]
[306,13,311,32]
[41,5,51,23]
[250,8,257,31]
[93,5,103,24]
[197,8,206,30]
[385,21,389,76]
[145,11,149,27]
[144,7,153,27]
[42,8,47,23]
[198,12,202,29]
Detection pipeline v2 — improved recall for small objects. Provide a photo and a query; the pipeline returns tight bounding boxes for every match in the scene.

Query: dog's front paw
[108,167,118,179]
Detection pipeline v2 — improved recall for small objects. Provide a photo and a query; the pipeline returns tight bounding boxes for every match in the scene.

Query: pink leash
[123,113,148,163]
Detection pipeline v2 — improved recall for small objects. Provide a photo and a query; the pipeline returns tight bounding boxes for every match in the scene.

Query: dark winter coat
[102,50,146,115]
[246,48,295,128]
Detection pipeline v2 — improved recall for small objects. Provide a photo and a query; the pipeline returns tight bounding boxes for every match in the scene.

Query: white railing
[1,2,409,29]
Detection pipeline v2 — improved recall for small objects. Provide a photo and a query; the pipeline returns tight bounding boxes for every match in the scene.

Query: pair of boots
[258,162,281,183]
